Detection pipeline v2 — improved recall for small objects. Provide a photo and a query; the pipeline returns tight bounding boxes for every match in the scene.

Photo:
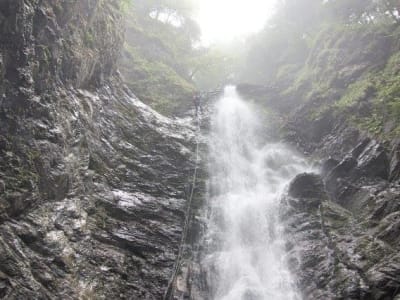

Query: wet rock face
[0,0,123,92]
[279,61,400,298]
[389,141,400,181]
[289,173,326,199]
[0,77,196,298]
[0,0,197,299]
[282,145,400,299]
[0,0,124,220]
[285,173,325,213]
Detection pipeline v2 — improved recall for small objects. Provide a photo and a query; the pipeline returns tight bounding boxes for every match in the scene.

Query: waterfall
[203,86,308,300]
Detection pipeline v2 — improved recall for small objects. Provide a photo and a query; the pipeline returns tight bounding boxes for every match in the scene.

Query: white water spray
[204,86,308,300]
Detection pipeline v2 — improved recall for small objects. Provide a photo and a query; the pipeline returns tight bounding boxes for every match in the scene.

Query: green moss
[307,104,332,121]
[276,64,302,84]
[84,30,95,48]
[95,206,108,229]
[289,65,314,94]
[354,236,391,268]
[115,102,138,120]
[284,22,394,99]
[383,51,400,75]
[333,77,376,111]
[119,4,200,115]
[289,22,400,140]
[350,51,400,138]
[119,0,132,13]
[354,113,383,136]
[27,149,41,163]
[121,44,195,115]
[88,154,107,174]
[37,45,51,62]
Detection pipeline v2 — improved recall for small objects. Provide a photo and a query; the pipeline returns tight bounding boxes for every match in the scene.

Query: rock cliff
[0,1,197,298]
[277,25,400,300]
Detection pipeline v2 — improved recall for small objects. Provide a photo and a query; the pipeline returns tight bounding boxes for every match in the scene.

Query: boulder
[289,173,326,199]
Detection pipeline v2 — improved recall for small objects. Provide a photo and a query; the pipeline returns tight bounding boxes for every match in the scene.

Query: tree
[375,0,400,22]
[189,44,244,90]
[324,0,375,23]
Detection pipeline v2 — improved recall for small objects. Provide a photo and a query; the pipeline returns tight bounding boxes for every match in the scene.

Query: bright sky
[196,0,277,44]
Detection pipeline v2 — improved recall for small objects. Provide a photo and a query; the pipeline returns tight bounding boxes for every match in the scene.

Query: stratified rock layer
[0,1,197,298]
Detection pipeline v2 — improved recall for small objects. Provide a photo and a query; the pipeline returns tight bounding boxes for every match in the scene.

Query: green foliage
[276,64,302,82]
[304,47,400,138]
[120,0,132,12]
[119,0,400,127]
[383,51,400,75]
[334,77,376,111]
[190,42,246,90]
[227,0,400,142]
[340,51,400,137]
[121,44,195,115]
[356,114,384,136]
[119,0,200,115]
[324,0,374,23]
[238,0,399,86]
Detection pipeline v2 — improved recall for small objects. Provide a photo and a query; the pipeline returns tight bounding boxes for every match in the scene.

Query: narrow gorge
[1,1,400,300]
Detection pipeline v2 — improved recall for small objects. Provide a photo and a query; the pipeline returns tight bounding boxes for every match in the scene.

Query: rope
[164,110,201,300]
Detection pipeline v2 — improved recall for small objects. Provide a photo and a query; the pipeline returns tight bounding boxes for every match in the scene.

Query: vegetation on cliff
[117,0,400,126]
[118,0,241,115]
[119,0,198,115]
[233,0,400,142]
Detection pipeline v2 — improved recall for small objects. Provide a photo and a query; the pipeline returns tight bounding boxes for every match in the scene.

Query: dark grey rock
[351,138,371,158]
[281,126,400,300]
[321,158,339,177]
[389,143,400,181]
[356,140,389,180]
[289,173,326,199]
[0,0,199,299]
[0,180,4,194]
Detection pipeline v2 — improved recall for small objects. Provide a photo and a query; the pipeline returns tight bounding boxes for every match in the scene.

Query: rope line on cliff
[164,110,201,300]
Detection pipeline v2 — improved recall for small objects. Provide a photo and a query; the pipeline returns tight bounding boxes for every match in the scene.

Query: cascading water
[203,86,309,300]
